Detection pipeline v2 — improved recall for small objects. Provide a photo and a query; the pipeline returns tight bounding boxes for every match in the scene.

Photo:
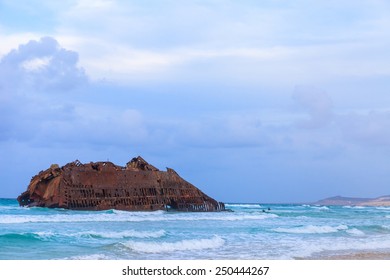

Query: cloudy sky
[1,0,390,203]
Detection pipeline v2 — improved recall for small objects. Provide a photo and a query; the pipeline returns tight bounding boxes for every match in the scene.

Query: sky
[1,0,390,203]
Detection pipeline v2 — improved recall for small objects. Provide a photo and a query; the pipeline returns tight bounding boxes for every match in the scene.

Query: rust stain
[17,156,225,212]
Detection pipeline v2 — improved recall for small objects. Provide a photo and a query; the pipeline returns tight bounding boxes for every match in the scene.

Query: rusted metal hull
[17,156,225,212]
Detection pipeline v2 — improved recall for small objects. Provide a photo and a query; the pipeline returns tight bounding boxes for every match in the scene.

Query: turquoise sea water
[1,198,390,259]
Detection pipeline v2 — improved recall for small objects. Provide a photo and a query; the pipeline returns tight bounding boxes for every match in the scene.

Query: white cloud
[52,34,390,87]
[21,56,52,72]
[0,36,88,92]
[0,32,43,57]
[80,44,181,83]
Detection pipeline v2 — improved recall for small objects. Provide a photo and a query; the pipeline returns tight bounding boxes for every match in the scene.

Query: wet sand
[298,250,390,260]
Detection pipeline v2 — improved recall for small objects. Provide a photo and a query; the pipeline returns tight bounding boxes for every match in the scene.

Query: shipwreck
[17,156,225,212]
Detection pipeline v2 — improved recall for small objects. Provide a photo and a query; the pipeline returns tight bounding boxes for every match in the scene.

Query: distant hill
[315,195,390,206]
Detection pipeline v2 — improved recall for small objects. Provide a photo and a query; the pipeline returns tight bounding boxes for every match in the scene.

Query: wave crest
[123,236,225,253]
[0,211,277,224]
[273,225,348,234]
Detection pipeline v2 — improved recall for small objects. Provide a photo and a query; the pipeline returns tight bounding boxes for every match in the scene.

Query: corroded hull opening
[17,156,225,212]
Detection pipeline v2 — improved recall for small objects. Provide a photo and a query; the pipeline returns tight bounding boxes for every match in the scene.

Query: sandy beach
[299,250,390,260]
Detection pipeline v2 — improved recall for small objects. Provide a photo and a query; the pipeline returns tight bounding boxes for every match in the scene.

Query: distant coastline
[315,195,390,206]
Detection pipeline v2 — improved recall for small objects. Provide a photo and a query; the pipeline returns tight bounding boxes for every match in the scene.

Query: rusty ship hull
[17,157,225,212]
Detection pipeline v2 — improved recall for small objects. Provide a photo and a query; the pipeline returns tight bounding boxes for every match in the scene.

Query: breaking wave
[0,211,277,224]
[346,228,365,236]
[225,204,263,208]
[65,254,111,260]
[311,206,330,211]
[0,230,166,242]
[123,236,225,253]
[84,230,166,239]
[0,232,43,242]
[273,225,348,234]
[376,207,390,210]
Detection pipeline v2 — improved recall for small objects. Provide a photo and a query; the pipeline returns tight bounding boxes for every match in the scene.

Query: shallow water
[1,199,390,259]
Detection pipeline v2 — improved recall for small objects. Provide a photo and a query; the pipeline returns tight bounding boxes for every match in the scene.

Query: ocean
[1,198,390,260]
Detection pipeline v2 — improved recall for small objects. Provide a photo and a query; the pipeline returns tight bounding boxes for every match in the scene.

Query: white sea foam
[123,236,225,253]
[32,229,166,239]
[289,235,390,259]
[273,225,348,234]
[376,207,390,211]
[34,231,57,240]
[188,213,278,221]
[346,228,365,236]
[244,232,385,259]
[0,211,277,224]
[343,205,369,209]
[88,229,166,239]
[65,254,111,260]
[295,215,310,219]
[311,206,330,211]
[0,206,28,211]
[225,204,263,208]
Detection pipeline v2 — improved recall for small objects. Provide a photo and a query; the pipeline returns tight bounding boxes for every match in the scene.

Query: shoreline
[298,249,390,260]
